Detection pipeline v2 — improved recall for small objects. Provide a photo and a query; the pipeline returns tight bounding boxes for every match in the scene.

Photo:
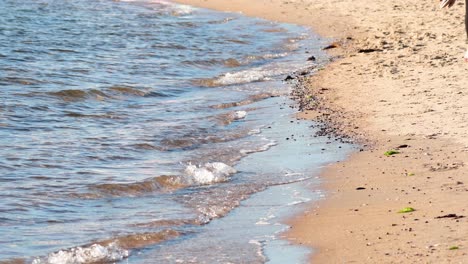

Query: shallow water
[1,0,353,263]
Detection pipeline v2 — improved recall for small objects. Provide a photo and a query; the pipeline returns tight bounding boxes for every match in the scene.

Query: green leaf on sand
[384,150,400,157]
[407,172,415,177]
[398,207,415,213]
[449,246,459,250]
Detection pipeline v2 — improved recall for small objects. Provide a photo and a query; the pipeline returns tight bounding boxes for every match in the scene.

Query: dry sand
[174,0,468,262]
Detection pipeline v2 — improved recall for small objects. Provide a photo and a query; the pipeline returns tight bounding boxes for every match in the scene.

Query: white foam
[129,0,194,16]
[33,243,129,264]
[217,70,270,85]
[284,172,303,177]
[233,110,247,120]
[249,240,262,246]
[244,52,288,63]
[185,162,236,185]
[213,65,291,86]
[261,52,289,59]
[248,129,262,135]
[249,240,267,261]
[240,141,277,155]
[170,4,194,16]
[148,0,173,5]
[255,220,270,225]
[287,200,308,206]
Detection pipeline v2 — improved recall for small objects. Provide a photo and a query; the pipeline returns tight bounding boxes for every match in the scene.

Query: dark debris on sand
[286,64,369,146]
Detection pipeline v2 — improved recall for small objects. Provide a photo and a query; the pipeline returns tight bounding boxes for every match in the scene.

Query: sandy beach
[174,0,468,262]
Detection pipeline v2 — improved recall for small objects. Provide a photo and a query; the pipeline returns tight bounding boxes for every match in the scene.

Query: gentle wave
[207,17,236,25]
[90,175,183,196]
[107,85,149,96]
[183,52,288,69]
[64,112,122,119]
[159,130,252,151]
[48,89,109,102]
[210,93,278,109]
[132,143,165,151]
[131,218,202,228]
[107,85,172,98]
[98,230,180,250]
[181,182,264,222]
[0,77,44,86]
[47,86,172,102]
[32,230,180,264]
[182,58,242,68]
[79,162,236,198]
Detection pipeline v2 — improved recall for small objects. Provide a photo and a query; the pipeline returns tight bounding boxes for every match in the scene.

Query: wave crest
[32,243,128,264]
[184,162,236,185]
[90,175,183,196]
[49,89,108,102]
[32,230,180,264]
[48,86,171,102]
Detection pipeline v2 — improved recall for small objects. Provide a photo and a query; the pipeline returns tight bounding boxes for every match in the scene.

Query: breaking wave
[214,110,248,125]
[78,162,237,199]
[32,243,128,264]
[193,62,293,87]
[32,230,179,264]
[184,162,237,185]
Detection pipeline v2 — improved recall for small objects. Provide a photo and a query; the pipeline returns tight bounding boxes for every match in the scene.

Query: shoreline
[174,0,468,262]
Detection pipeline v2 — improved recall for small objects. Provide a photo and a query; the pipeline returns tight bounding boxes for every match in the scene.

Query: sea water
[0,0,354,263]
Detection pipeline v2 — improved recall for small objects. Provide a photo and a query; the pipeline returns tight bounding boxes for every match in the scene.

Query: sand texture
[174,0,468,262]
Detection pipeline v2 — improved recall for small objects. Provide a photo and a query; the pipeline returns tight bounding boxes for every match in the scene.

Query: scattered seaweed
[398,207,415,213]
[384,150,400,157]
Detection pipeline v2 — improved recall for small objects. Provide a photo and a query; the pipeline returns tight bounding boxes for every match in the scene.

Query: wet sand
[174,0,468,262]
